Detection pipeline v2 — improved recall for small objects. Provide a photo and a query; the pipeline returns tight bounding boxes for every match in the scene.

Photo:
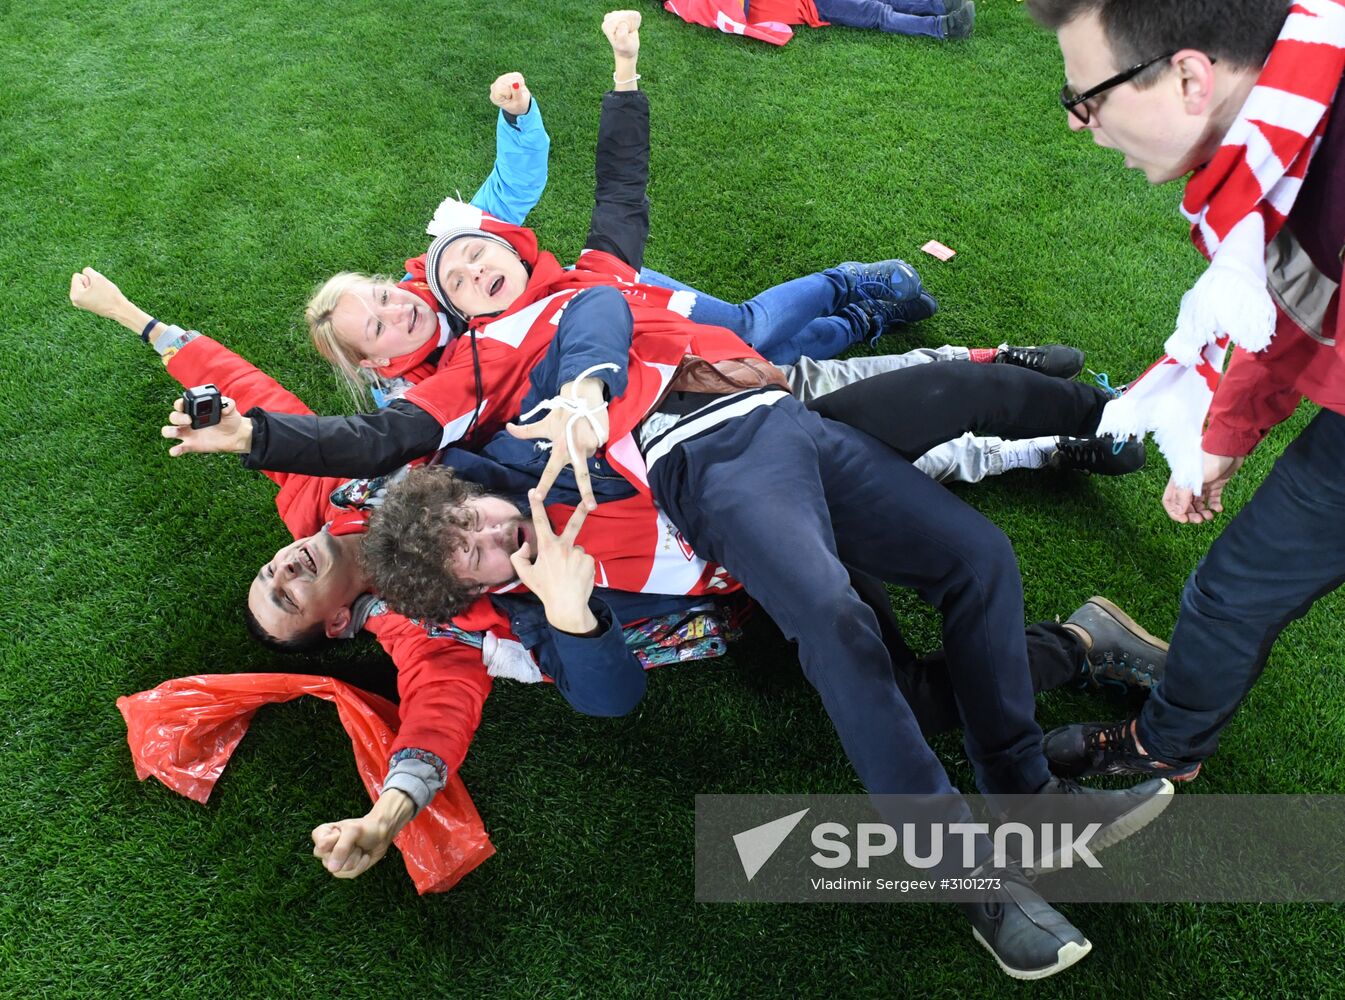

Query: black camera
[182,384,223,430]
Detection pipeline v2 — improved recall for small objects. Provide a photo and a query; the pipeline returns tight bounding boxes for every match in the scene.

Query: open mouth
[516,521,535,554]
[489,275,505,297]
[299,544,318,575]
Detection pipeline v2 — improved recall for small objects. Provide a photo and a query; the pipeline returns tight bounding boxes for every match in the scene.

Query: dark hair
[1026,0,1289,79]
[362,465,490,622]
[243,604,332,654]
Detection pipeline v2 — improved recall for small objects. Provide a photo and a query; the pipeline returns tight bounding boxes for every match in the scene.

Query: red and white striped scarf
[1098,0,1345,490]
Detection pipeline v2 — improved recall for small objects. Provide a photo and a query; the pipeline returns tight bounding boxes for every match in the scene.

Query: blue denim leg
[1138,408,1345,765]
[814,0,944,36]
[639,267,860,365]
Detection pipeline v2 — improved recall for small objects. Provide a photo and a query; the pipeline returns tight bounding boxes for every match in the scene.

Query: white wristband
[613,73,641,85]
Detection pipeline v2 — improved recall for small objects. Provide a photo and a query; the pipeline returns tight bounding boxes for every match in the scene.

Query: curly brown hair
[362,466,490,622]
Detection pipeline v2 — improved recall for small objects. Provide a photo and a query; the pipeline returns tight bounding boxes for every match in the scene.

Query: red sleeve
[164,335,347,531]
[372,614,494,776]
[1202,310,1312,456]
[399,345,484,435]
[166,336,315,489]
[165,336,313,417]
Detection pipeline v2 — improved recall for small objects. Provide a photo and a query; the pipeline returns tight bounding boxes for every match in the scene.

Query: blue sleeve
[530,600,648,717]
[514,286,633,423]
[556,285,632,394]
[468,100,550,226]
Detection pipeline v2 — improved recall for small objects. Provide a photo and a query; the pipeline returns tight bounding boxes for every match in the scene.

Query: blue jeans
[814,0,944,37]
[1139,408,1345,765]
[639,268,862,366]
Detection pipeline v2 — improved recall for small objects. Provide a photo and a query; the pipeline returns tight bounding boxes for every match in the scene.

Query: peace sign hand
[509,489,600,635]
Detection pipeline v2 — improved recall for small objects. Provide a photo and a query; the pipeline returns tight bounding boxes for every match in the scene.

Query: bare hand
[509,489,598,634]
[603,10,641,59]
[69,267,129,319]
[1161,452,1246,524]
[311,816,395,879]
[504,377,609,508]
[490,72,531,116]
[161,396,251,456]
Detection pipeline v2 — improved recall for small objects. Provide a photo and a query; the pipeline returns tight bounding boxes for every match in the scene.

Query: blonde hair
[305,271,397,409]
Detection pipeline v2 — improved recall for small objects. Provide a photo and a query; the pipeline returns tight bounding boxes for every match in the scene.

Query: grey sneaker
[1021,776,1175,872]
[1067,596,1167,692]
[959,868,1091,980]
[1044,718,1203,782]
[940,0,975,39]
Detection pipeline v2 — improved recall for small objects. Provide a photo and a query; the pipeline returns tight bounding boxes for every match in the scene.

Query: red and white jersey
[399,200,704,451]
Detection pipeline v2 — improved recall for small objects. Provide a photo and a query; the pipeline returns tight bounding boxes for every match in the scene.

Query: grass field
[4,0,1344,995]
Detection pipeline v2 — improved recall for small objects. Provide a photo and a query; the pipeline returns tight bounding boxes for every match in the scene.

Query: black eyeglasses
[1059,52,1180,125]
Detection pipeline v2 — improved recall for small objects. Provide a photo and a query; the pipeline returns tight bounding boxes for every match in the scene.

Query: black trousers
[807,358,1112,461]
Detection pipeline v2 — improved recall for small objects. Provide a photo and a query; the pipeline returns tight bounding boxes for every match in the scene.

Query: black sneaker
[1067,596,1167,692]
[993,344,1085,378]
[1049,436,1146,475]
[1043,718,1203,782]
[842,294,939,345]
[958,867,1091,980]
[940,0,975,39]
[1019,775,1174,873]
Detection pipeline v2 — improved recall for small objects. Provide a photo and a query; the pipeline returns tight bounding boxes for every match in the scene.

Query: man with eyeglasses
[1024,0,1345,785]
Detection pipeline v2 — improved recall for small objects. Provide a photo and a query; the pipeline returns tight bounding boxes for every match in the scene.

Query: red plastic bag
[116,673,494,894]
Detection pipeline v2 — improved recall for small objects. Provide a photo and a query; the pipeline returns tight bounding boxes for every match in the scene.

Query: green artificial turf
[4,0,1344,995]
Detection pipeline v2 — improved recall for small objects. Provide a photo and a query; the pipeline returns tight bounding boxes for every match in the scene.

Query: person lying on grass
[116,13,1169,972]
[291,23,1176,982]
[668,0,973,43]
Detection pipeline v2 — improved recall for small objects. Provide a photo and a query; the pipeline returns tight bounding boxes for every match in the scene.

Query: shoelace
[515,363,621,464]
[1084,719,1134,756]
[999,345,1047,370]
[1058,437,1105,464]
[1088,368,1126,398]
[1098,650,1156,686]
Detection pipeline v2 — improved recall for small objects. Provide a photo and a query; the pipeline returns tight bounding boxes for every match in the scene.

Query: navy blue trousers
[648,397,1051,801]
[1140,408,1345,765]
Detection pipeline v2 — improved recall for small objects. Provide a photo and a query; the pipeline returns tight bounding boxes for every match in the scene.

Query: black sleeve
[240,399,444,478]
[583,90,650,270]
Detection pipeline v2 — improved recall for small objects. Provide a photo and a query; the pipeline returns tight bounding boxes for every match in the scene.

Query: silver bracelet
[613,72,641,85]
